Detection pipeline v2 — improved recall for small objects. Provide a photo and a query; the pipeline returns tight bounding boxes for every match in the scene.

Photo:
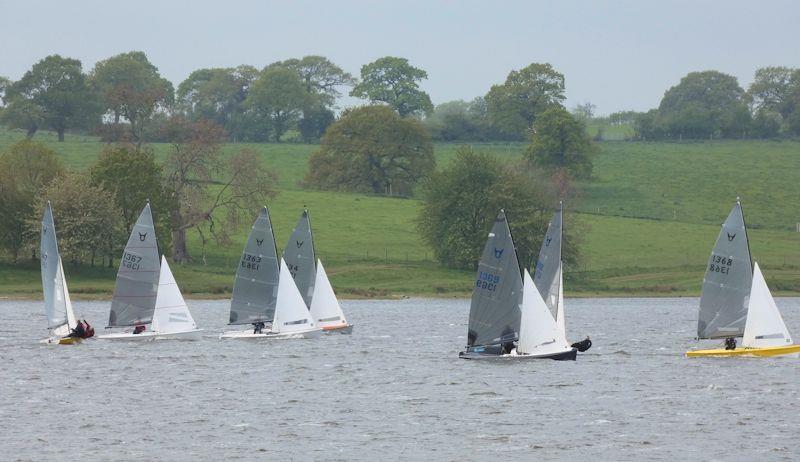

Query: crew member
[724,337,736,350]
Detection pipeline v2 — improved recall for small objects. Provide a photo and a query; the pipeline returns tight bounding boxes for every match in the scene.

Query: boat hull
[322,324,353,334]
[40,336,83,345]
[97,329,203,341]
[686,344,800,358]
[459,348,577,361]
[220,327,322,340]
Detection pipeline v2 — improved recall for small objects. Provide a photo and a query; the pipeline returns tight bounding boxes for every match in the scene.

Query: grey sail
[533,203,563,317]
[108,203,160,327]
[229,206,280,324]
[282,209,316,307]
[697,201,753,339]
[467,210,523,348]
[41,202,67,328]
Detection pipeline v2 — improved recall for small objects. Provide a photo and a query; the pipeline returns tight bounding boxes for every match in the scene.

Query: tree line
[0,125,276,266]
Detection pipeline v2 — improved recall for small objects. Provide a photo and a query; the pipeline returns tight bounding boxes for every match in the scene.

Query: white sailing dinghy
[98,203,202,341]
[39,202,81,345]
[283,209,352,333]
[309,260,352,333]
[459,210,576,360]
[687,199,800,357]
[221,206,281,339]
[533,203,590,352]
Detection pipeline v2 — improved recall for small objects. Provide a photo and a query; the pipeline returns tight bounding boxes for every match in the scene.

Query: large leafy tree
[747,66,800,135]
[268,55,355,108]
[423,99,490,141]
[32,172,119,267]
[91,51,174,143]
[350,56,433,117]
[176,65,258,140]
[160,117,278,262]
[417,146,574,270]
[245,67,309,142]
[658,70,749,138]
[4,55,100,141]
[526,107,594,180]
[306,105,435,196]
[0,140,65,262]
[90,144,175,254]
[485,63,566,140]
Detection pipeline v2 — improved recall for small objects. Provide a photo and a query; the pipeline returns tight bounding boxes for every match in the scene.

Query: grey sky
[1,0,798,115]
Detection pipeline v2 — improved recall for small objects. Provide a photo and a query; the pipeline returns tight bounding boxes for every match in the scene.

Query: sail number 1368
[476,271,500,291]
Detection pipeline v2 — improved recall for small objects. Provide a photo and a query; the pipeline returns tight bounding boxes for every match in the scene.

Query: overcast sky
[1,0,799,115]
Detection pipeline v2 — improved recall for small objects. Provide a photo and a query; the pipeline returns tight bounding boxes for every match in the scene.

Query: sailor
[133,323,146,335]
[253,322,265,334]
[571,336,592,352]
[82,319,95,339]
[68,320,86,338]
[724,337,736,350]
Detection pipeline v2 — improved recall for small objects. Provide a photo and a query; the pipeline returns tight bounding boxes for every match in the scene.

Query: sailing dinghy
[459,210,576,360]
[39,202,81,345]
[686,200,800,357]
[98,203,202,341]
[221,207,280,339]
[283,209,352,333]
[533,203,590,352]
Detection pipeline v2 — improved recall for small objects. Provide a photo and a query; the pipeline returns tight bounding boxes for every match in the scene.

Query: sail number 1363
[241,253,262,271]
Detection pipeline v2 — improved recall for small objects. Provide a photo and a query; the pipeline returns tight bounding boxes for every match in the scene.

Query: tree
[485,63,566,140]
[423,99,490,141]
[658,70,749,139]
[32,172,119,266]
[245,67,309,141]
[0,140,65,262]
[90,144,175,254]
[417,146,575,270]
[91,51,174,144]
[306,105,435,195]
[571,102,596,121]
[160,117,278,263]
[268,56,355,108]
[526,107,594,179]
[747,67,796,121]
[4,55,100,141]
[350,57,433,117]
[176,65,258,140]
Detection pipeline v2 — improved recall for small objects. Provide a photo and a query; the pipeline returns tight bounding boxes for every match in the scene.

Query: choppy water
[1,297,799,461]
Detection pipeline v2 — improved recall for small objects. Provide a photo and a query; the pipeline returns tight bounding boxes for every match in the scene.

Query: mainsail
[283,209,316,307]
[108,203,161,327]
[40,202,75,333]
[229,206,280,325]
[697,200,753,339]
[467,210,523,348]
[533,203,563,318]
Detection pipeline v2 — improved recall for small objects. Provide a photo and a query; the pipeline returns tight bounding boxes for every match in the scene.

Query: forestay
[697,201,752,339]
[108,203,160,327]
[309,259,348,328]
[152,256,198,334]
[229,207,280,325]
[534,204,563,319]
[272,259,316,334]
[742,263,792,348]
[467,210,523,348]
[283,209,316,307]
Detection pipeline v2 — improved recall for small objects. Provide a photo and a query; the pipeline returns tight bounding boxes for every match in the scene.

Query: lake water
[1,297,799,461]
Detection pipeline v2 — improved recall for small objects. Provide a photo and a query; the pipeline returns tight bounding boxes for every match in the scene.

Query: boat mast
[737,197,754,273]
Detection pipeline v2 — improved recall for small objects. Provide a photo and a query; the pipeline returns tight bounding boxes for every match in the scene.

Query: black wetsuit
[571,337,592,352]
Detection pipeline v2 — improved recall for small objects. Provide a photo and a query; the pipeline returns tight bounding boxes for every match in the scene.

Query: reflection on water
[1,297,799,460]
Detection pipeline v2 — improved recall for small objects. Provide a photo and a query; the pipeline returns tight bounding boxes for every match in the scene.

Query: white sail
[272,259,316,334]
[555,262,567,344]
[309,260,348,329]
[151,256,198,334]
[41,202,77,336]
[742,263,792,348]
[51,257,78,338]
[517,269,570,356]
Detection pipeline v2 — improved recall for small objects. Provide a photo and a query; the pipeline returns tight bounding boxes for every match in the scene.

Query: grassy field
[1,128,799,298]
